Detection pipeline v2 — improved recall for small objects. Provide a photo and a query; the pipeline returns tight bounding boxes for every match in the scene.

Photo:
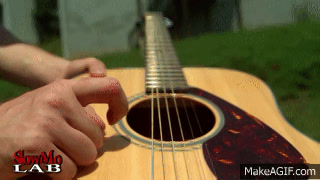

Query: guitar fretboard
[145,12,189,93]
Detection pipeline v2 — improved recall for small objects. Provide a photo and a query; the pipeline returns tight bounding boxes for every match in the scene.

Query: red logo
[13,150,63,173]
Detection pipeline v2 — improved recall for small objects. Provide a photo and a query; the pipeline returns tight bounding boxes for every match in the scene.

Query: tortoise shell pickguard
[189,88,308,179]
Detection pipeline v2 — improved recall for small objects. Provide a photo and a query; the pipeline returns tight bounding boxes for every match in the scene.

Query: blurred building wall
[58,0,320,59]
[211,0,320,31]
[59,0,139,59]
[1,0,39,44]
[241,0,319,29]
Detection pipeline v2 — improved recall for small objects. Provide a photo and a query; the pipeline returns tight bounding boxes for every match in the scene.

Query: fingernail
[90,72,105,77]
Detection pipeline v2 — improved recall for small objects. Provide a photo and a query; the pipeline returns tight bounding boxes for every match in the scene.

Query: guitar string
[161,18,192,178]
[160,32,205,179]
[159,14,202,180]
[156,13,219,179]
[151,87,155,180]
[189,100,216,179]
[149,16,176,179]
[151,23,167,180]
[156,88,166,180]
[155,16,179,179]
[150,13,212,180]
[159,14,203,179]
[162,15,193,179]
[163,87,179,179]
[181,99,206,180]
[147,16,166,180]
[169,82,191,180]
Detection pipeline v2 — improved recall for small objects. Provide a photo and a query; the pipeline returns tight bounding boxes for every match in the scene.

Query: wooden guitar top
[79,67,320,179]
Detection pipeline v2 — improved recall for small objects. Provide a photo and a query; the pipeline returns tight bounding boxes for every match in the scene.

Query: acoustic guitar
[80,12,320,179]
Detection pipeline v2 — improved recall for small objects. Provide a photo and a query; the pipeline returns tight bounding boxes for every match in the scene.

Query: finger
[46,145,77,179]
[22,143,77,179]
[71,77,128,125]
[47,88,104,149]
[51,118,98,166]
[68,58,106,78]
[85,105,106,131]
[85,58,107,77]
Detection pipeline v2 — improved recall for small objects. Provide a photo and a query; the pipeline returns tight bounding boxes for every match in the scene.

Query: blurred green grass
[0,22,319,141]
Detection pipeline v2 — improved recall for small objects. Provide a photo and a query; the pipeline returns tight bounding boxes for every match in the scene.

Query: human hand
[0,77,128,179]
[0,43,108,88]
[60,57,107,79]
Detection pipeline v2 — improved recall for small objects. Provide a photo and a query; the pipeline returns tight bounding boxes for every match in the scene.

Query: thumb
[71,77,128,125]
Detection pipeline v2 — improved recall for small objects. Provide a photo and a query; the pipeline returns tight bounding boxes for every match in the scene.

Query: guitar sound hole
[126,97,215,141]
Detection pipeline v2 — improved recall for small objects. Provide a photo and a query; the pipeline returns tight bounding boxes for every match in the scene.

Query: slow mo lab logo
[13,150,63,173]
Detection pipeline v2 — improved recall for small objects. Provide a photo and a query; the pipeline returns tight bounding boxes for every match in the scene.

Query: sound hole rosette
[113,93,225,151]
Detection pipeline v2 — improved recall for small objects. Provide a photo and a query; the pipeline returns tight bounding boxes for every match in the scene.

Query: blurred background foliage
[0,0,319,141]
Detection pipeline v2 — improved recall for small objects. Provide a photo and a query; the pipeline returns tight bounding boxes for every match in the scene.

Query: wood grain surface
[79,68,320,180]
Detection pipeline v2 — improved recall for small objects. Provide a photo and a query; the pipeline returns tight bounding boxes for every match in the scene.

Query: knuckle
[51,79,69,92]
[31,131,49,142]
[30,98,65,130]
[34,115,49,129]
[36,113,60,132]
[107,77,121,90]
[42,91,60,103]
[79,142,98,166]
[107,77,120,84]
[85,57,99,65]
[41,81,71,109]
[87,57,105,67]
[98,77,122,95]
[24,132,50,152]
[86,57,99,63]
[44,94,68,111]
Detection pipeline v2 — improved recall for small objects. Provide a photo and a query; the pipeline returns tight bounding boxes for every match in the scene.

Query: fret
[146,77,185,81]
[146,69,183,73]
[146,73,185,77]
[146,82,188,89]
[146,74,186,79]
[144,12,188,93]
[146,63,181,66]
[146,55,178,59]
[145,54,178,58]
[146,81,187,85]
[146,58,179,62]
[145,48,177,52]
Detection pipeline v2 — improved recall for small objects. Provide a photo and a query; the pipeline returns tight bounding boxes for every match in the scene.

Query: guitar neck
[144,12,189,93]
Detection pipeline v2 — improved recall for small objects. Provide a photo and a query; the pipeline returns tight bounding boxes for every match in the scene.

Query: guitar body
[80,67,320,179]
